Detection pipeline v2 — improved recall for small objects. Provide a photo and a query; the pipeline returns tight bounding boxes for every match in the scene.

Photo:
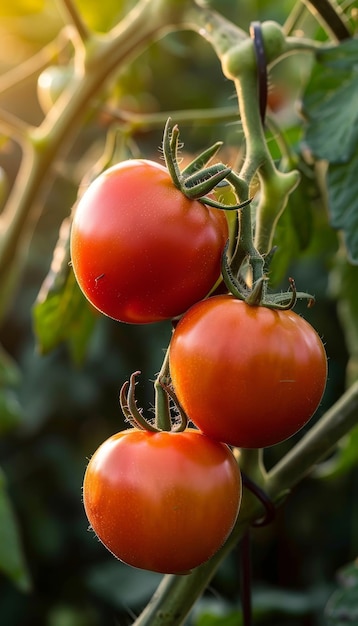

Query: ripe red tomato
[169,295,327,449]
[37,65,74,113]
[83,428,241,573]
[70,160,228,324]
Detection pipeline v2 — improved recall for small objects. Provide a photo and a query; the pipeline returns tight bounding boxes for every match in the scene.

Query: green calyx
[221,242,315,310]
[162,118,251,211]
[161,121,312,313]
[120,370,188,433]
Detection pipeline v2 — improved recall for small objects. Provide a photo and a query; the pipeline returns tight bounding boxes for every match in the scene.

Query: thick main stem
[154,348,172,431]
[229,70,300,257]
[227,170,264,284]
[267,380,358,495]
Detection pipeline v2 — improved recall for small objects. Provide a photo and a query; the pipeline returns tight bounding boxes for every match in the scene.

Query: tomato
[37,65,74,113]
[169,295,327,449]
[70,160,228,324]
[83,428,241,573]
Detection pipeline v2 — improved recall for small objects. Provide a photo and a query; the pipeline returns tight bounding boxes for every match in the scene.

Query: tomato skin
[70,160,228,324]
[83,428,241,574]
[169,295,327,449]
[37,66,74,113]
[267,84,288,112]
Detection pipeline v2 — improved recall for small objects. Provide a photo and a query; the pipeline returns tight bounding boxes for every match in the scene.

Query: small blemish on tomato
[95,273,105,286]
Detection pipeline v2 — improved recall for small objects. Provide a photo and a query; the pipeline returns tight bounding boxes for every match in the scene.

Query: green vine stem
[238,448,266,486]
[57,0,91,44]
[154,348,172,431]
[133,379,358,626]
[283,1,308,37]
[0,109,30,142]
[101,103,243,133]
[185,10,303,270]
[266,380,358,496]
[220,31,301,258]
[226,171,264,283]
[187,7,330,263]
[254,159,300,255]
[0,29,72,95]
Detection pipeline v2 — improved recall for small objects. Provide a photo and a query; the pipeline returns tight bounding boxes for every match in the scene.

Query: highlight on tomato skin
[70,159,228,325]
[169,295,328,449]
[82,428,242,574]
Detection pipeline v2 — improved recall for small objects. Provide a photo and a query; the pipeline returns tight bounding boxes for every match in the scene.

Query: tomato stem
[119,362,186,433]
[225,170,265,289]
[158,382,188,432]
[221,242,249,301]
[154,349,174,432]
[120,372,159,432]
[154,383,172,432]
[216,24,301,258]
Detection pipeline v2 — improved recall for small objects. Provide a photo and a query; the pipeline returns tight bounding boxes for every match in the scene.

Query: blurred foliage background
[1,0,358,625]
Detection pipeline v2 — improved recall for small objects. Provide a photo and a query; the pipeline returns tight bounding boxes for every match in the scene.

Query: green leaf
[0,389,23,434]
[0,346,23,433]
[266,154,320,286]
[0,469,31,592]
[302,40,358,263]
[330,257,358,371]
[325,561,358,625]
[326,159,358,263]
[269,173,313,285]
[195,608,241,626]
[302,39,358,163]
[286,163,315,251]
[0,344,21,387]
[33,273,96,364]
[33,218,96,364]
